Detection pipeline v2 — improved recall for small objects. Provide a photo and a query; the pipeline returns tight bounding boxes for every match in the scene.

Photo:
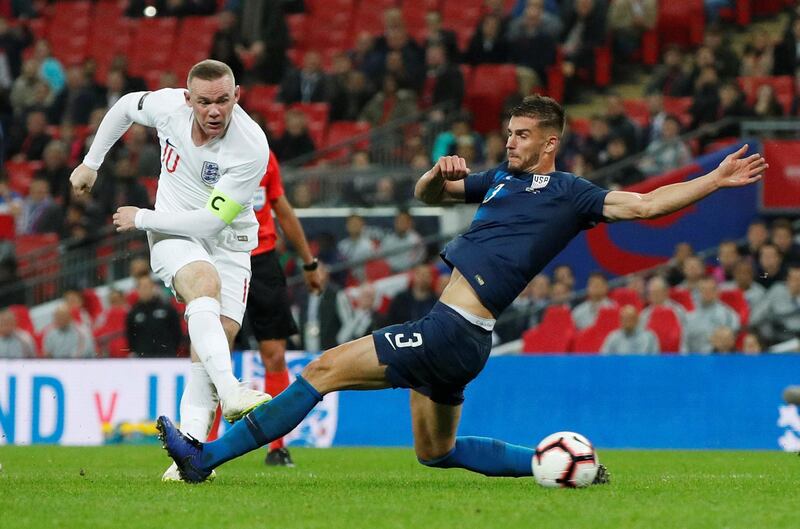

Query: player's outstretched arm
[602,144,767,222]
[415,156,470,205]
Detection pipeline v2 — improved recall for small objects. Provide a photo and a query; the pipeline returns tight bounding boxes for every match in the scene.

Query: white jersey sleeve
[83,89,186,170]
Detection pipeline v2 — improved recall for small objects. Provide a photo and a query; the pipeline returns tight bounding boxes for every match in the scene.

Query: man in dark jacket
[127,275,182,358]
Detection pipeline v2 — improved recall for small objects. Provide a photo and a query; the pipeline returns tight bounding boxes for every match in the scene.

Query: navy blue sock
[419,436,534,477]
[201,376,322,470]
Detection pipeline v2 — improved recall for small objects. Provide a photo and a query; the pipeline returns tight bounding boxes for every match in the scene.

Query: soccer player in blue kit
[157,95,767,483]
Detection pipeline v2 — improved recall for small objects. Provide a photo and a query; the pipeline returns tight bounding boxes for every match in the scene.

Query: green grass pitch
[1,446,798,529]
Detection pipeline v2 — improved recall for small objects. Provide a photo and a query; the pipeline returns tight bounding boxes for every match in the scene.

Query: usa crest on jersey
[526,174,550,192]
[201,161,220,185]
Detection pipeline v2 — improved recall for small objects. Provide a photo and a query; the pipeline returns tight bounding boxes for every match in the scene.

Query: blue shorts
[372,302,493,405]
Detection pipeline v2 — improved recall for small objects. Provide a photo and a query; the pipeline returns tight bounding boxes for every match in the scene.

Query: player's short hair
[187,59,235,87]
[510,95,565,137]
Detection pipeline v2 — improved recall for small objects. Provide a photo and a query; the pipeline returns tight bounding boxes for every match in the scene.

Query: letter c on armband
[205,189,243,224]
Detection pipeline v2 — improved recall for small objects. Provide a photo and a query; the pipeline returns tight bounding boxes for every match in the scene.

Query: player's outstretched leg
[411,391,535,477]
[158,336,388,482]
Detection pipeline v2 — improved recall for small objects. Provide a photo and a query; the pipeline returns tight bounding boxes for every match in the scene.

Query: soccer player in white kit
[69,60,272,481]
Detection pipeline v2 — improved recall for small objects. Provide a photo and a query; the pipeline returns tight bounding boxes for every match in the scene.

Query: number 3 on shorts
[384,332,423,350]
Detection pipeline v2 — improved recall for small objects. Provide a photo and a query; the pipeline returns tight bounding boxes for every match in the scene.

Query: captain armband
[205,189,243,224]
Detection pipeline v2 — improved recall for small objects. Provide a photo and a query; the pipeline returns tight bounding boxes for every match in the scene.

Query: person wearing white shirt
[601,305,659,355]
[684,277,740,353]
[69,59,270,481]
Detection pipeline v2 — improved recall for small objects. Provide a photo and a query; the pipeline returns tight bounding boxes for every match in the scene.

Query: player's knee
[302,354,333,382]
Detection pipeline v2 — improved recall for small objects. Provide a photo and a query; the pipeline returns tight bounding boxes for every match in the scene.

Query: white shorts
[148,233,251,325]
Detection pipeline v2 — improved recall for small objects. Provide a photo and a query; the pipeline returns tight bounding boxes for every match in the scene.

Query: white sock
[185,297,239,403]
[179,362,219,442]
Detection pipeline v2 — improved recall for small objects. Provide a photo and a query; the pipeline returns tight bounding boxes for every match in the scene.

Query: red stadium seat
[93,306,130,358]
[646,305,683,354]
[521,305,576,354]
[622,99,650,127]
[14,233,60,301]
[657,0,704,48]
[242,84,280,115]
[6,160,43,195]
[286,14,308,49]
[572,306,621,354]
[465,64,517,133]
[608,287,644,312]
[719,288,749,328]
[0,214,14,239]
[669,287,694,312]
[402,0,440,38]
[171,16,219,76]
[290,103,330,146]
[81,289,104,323]
[569,117,590,137]
[127,17,178,77]
[8,305,35,336]
[365,259,392,282]
[324,121,371,161]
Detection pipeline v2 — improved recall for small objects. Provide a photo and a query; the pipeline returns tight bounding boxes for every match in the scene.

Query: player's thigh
[212,247,252,328]
[149,233,219,302]
[410,390,462,460]
[302,336,390,395]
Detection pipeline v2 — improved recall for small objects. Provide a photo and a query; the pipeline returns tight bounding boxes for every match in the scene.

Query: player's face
[506,116,557,173]
[186,75,240,139]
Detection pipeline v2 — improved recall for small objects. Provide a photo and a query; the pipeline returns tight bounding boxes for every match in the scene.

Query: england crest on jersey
[253,186,266,211]
[201,161,220,185]
[526,174,550,192]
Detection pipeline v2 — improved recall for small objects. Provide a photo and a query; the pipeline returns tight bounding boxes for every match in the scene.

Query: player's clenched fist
[69,164,98,196]
[113,206,140,232]
[435,156,470,181]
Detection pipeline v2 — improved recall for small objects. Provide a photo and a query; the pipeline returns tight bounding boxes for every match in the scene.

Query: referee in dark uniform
[247,152,321,466]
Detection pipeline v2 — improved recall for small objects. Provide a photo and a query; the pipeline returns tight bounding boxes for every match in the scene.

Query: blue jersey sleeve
[463,169,497,203]
[571,176,609,227]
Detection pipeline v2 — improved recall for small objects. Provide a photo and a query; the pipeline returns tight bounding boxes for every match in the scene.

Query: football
[532,431,599,488]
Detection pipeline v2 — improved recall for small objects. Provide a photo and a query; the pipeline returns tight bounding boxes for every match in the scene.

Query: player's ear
[234,85,240,103]
[545,134,559,153]
[184,90,191,107]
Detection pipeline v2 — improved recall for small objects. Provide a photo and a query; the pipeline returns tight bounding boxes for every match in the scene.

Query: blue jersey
[440,163,609,317]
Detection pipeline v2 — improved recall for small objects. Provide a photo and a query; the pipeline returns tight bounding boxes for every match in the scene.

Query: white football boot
[221,385,272,424]
[162,462,216,483]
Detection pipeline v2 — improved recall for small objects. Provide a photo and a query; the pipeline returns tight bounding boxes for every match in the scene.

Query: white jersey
[132,88,269,251]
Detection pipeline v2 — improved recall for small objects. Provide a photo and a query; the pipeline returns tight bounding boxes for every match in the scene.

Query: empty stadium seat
[324,121,371,161]
[609,287,645,312]
[465,64,517,133]
[572,306,621,354]
[719,288,749,328]
[669,287,695,312]
[5,160,43,195]
[242,84,280,114]
[646,305,682,354]
[0,214,15,239]
[365,259,392,282]
[622,99,650,127]
[521,305,576,354]
[657,0,704,48]
[127,17,178,77]
[8,305,35,336]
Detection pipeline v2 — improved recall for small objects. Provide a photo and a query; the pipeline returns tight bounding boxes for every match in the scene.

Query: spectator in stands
[42,303,95,358]
[524,274,552,326]
[507,1,557,84]
[126,275,182,358]
[336,282,380,344]
[359,74,418,126]
[642,92,668,146]
[337,213,373,281]
[703,25,739,80]
[102,69,131,111]
[482,0,512,35]
[11,109,51,161]
[753,84,785,118]
[209,10,244,81]
[465,14,509,65]
[350,32,385,83]
[421,44,464,113]
[751,266,800,345]
[582,114,610,168]
[640,275,688,330]
[15,177,62,236]
[32,40,64,95]
[745,219,769,260]
[0,308,36,359]
[10,59,41,118]
[756,243,787,289]
[549,280,574,308]
[709,325,737,354]
[560,0,607,102]
[723,260,765,309]
[606,93,640,154]
[0,173,21,213]
[62,287,92,326]
[483,131,507,167]
[93,288,129,330]
[503,68,543,121]
[270,109,316,162]
[381,210,425,273]
[422,10,460,62]
[455,135,479,167]
[124,124,161,178]
[279,51,330,105]
[646,45,691,97]
[553,264,576,293]
[774,17,800,76]
[294,262,348,352]
[638,115,692,177]
[740,29,776,77]
[384,264,437,326]
[0,16,31,82]
[601,304,659,355]
[710,240,741,283]
[572,272,615,329]
[330,71,373,122]
[607,0,657,67]
[742,332,763,355]
[107,157,152,212]
[600,136,643,188]
[689,66,722,131]
[664,242,694,286]
[36,140,72,206]
[684,277,740,353]
[385,50,422,93]
[49,65,99,126]
[230,0,290,84]
[709,81,753,141]
[107,55,147,93]
[679,255,706,303]
[380,24,425,86]
[771,219,800,266]
[431,114,483,161]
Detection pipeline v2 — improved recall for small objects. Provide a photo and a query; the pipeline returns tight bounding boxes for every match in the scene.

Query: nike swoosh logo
[384,332,396,350]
